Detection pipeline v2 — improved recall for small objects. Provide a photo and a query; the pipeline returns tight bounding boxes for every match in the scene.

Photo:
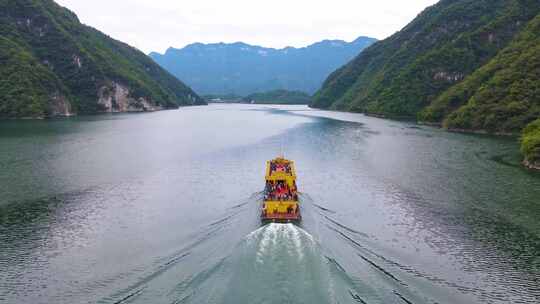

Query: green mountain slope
[311,0,540,118]
[243,90,312,105]
[421,14,540,134]
[0,35,70,117]
[521,119,540,169]
[0,0,204,118]
[311,0,540,168]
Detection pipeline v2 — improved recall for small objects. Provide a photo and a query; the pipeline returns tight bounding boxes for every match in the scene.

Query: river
[0,104,539,304]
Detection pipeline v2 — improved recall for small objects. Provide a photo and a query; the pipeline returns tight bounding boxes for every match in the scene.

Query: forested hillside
[312,0,539,116]
[0,0,204,118]
[311,0,540,168]
[522,119,540,169]
[243,90,311,105]
[419,13,540,132]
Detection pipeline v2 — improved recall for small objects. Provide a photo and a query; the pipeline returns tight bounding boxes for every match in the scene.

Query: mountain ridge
[151,36,377,57]
[149,36,377,95]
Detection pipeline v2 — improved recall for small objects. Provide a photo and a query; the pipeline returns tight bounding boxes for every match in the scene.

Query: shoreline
[313,106,521,137]
[0,104,207,121]
[523,159,540,171]
[445,128,518,137]
[311,105,537,171]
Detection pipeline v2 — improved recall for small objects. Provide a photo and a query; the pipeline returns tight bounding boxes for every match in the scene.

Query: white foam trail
[251,223,319,265]
[256,224,276,264]
[287,224,305,261]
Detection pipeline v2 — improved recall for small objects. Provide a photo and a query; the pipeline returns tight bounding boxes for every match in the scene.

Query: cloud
[55,0,439,53]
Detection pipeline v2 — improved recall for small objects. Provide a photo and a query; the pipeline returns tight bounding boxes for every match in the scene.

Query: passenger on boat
[287,205,293,213]
[264,180,297,201]
[270,162,292,175]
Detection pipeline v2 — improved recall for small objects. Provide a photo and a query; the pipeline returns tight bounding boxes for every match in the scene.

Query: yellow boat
[261,157,301,223]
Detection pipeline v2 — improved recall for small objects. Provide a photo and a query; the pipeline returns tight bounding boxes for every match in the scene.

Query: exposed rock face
[72,54,82,68]
[48,93,73,117]
[433,71,464,82]
[523,159,540,171]
[98,82,162,113]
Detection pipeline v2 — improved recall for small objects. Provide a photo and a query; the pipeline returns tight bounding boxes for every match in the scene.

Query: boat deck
[261,212,301,222]
[262,157,301,224]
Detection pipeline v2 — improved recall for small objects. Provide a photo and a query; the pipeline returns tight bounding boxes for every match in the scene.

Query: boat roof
[265,157,296,182]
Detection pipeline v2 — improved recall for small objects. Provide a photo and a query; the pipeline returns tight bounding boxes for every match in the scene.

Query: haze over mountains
[149,37,377,96]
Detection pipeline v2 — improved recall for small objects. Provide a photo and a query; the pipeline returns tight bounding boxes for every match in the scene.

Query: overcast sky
[55,0,439,54]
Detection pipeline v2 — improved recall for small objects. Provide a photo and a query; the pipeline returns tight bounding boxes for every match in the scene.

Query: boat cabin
[261,157,301,222]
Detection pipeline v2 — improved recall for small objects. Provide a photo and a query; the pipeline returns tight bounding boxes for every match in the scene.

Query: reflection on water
[0,105,539,304]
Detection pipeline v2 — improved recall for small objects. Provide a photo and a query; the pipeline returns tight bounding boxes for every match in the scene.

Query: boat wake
[101,194,445,304]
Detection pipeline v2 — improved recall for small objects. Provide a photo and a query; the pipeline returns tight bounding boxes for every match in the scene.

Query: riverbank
[427,127,538,171]
[368,112,536,171]
[429,126,536,171]
[524,159,540,170]
[313,106,537,171]
[445,128,518,137]
[520,119,540,171]
[0,104,207,120]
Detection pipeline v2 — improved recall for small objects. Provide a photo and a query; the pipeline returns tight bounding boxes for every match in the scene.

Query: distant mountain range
[311,0,540,169]
[0,0,204,118]
[149,37,377,96]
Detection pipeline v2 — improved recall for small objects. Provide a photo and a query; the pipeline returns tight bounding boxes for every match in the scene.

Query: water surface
[1,105,539,304]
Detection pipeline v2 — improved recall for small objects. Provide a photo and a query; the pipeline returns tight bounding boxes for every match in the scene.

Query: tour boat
[261,157,301,223]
